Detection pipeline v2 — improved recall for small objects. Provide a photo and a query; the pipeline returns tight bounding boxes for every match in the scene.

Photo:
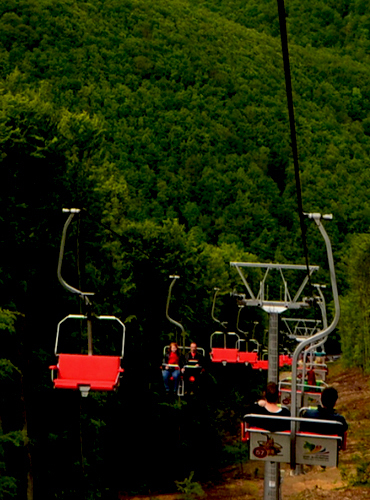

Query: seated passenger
[183,342,204,391]
[184,342,204,368]
[300,386,348,436]
[245,381,291,432]
[162,342,183,395]
[307,368,317,388]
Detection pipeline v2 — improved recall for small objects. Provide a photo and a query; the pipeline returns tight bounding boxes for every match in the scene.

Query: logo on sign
[253,435,283,459]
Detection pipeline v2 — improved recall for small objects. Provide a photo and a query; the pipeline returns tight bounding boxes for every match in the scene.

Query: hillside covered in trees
[1,0,370,498]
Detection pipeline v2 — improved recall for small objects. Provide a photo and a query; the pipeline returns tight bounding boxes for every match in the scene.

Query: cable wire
[276,0,311,276]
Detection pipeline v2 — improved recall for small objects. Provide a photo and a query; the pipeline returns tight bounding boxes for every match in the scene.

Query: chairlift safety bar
[243,413,343,428]
[55,314,126,357]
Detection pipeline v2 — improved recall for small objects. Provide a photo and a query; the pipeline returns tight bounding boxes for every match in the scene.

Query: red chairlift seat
[210,331,240,365]
[279,354,293,367]
[251,354,269,370]
[250,353,292,371]
[50,314,125,396]
[49,353,124,392]
[238,351,259,365]
[210,347,239,364]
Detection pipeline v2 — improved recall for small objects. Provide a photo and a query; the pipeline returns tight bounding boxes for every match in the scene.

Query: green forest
[1,0,370,497]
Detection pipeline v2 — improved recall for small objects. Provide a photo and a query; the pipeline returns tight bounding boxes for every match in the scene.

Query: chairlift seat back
[279,388,302,408]
[249,428,291,463]
[238,352,258,364]
[246,427,341,467]
[252,359,269,370]
[303,392,322,407]
[50,353,123,391]
[296,432,340,467]
[210,347,239,363]
[279,354,293,367]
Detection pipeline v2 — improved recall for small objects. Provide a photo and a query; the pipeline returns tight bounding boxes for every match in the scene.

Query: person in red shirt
[162,342,183,395]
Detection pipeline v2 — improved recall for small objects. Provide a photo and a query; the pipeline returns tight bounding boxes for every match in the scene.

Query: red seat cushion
[239,352,258,364]
[211,348,239,363]
[52,353,123,391]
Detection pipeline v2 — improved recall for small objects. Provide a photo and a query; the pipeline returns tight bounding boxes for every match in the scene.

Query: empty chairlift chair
[210,331,240,365]
[49,314,125,397]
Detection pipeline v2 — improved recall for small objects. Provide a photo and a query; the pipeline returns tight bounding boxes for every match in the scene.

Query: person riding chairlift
[245,381,291,432]
[162,342,184,395]
[300,386,348,437]
[183,342,205,391]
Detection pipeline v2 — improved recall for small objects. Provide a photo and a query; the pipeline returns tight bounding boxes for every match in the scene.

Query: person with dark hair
[184,342,204,367]
[244,382,291,432]
[183,342,204,392]
[162,342,184,395]
[300,386,348,436]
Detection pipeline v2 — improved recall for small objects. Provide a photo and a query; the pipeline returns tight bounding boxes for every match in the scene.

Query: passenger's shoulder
[303,408,319,418]
[281,407,291,416]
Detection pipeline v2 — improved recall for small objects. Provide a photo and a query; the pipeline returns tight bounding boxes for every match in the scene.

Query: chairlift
[210,330,241,365]
[237,338,260,366]
[279,377,328,408]
[241,413,346,468]
[297,362,328,381]
[279,353,293,368]
[209,288,240,365]
[162,344,206,396]
[49,314,125,397]
[163,275,205,395]
[49,209,125,397]
[235,305,260,366]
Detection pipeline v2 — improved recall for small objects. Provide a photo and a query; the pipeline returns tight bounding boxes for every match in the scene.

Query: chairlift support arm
[211,287,228,329]
[57,209,95,300]
[290,213,340,469]
[166,275,185,338]
[57,208,95,355]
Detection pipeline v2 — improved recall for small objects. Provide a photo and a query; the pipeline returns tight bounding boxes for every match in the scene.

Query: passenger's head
[321,387,338,410]
[170,342,178,352]
[190,342,197,352]
[265,382,279,404]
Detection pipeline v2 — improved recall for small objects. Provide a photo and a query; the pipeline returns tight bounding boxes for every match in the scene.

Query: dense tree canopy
[1,0,370,497]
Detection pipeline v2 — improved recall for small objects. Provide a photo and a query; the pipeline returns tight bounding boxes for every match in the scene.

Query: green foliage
[338,234,370,370]
[0,476,18,499]
[0,359,21,384]
[4,0,370,268]
[341,454,370,486]
[2,0,370,496]
[0,309,29,500]
[0,309,17,334]
[0,430,28,447]
[175,471,205,500]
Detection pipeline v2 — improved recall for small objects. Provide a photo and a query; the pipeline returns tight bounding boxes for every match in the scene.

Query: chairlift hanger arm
[211,288,228,329]
[236,305,248,336]
[313,283,328,329]
[290,213,340,468]
[165,275,185,335]
[57,208,95,299]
